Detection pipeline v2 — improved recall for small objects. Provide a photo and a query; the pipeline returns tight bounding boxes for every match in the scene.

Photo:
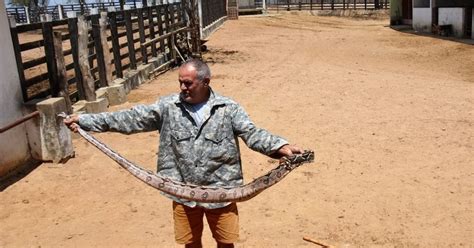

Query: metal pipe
[0,111,39,134]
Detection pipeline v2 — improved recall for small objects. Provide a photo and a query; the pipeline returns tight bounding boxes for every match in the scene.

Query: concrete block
[96,87,108,100]
[85,98,109,113]
[95,85,127,106]
[137,64,152,83]
[35,98,74,163]
[112,78,131,94]
[72,100,87,113]
[148,55,166,71]
[108,84,127,105]
[125,70,140,89]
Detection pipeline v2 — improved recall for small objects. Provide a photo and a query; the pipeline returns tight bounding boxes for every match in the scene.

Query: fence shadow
[0,160,42,192]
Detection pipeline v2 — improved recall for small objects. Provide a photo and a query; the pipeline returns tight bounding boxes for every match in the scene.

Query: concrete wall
[438,7,465,37]
[413,8,432,32]
[0,1,32,177]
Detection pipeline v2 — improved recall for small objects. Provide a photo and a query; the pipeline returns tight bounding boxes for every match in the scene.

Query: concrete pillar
[40,14,52,22]
[0,0,31,177]
[90,8,99,15]
[24,6,31,24]
[58,5,64,19]
[28,98,74,163]
[67,11,77,18]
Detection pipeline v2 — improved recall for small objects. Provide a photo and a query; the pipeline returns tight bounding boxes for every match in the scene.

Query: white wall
[438,8,465,38]
[413,8,432,33]
[0,1,32,177]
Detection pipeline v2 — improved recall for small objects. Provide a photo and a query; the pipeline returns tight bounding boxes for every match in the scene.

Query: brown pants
[173,202,239,244]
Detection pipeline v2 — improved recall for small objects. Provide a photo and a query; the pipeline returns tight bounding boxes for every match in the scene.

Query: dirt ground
[1,11,473,247]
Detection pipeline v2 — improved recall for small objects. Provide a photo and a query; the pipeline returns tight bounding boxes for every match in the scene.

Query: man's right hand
[63,114,80,133]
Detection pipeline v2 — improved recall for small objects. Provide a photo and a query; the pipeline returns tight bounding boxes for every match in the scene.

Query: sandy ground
[1,12,473,247]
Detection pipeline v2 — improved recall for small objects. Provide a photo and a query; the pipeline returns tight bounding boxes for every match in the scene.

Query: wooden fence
[201,0,227,28]
[10,3,194,104]
[267,0,390,10]
[7,2,124,24]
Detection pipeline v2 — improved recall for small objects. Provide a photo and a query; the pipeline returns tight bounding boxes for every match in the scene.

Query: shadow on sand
[389,24,474,45]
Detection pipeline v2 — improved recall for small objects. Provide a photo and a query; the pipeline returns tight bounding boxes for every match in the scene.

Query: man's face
[179,65,209,104]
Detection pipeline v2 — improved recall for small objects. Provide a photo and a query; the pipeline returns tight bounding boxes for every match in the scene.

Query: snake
[59,113,315,203]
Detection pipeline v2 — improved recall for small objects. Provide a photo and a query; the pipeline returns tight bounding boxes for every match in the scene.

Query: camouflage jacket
[78,89,288,209]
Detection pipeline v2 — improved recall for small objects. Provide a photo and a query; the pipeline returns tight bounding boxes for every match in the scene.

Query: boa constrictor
[60,114,314,203]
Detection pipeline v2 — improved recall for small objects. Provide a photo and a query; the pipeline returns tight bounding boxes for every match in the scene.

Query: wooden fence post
[68,17,86,100]
[9,24,28,101]
[137,8,148,64]
[164,4,172,60]
[99,12,114,84]
[176,3,182,23]
[124,10,137,70]
[169,3,175,25]
[156,5,166,55]
[53,31,72,113]
[108,11,123,78]
[42,22,60,97]
[148,7,157,57]
[78,15,96,101]
[91,14,108,87]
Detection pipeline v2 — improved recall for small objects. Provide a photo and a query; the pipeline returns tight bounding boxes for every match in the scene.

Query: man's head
[178,59,211,104]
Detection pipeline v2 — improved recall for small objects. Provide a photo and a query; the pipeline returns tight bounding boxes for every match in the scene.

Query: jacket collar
[175,87,227,107]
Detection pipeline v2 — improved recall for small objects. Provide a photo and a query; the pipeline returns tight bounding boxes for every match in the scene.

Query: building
[391,0,474,39]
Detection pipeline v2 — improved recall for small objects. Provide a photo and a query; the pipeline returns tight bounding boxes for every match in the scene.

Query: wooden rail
[10,3,192,104]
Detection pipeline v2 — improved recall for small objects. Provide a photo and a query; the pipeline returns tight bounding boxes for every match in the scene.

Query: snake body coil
[76,127,314,203]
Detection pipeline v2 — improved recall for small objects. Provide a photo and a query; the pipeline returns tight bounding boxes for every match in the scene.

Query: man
[65,59,303,248]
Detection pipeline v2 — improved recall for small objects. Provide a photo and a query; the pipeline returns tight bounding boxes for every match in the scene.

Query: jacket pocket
[170,130,193,163]
[172,130,192,142]
[203,132,237,163]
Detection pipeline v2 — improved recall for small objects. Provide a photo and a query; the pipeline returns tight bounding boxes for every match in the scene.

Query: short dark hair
[181,59,211,81]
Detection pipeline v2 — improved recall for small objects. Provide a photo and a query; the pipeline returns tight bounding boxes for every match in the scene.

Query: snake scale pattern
[75,125,314,203]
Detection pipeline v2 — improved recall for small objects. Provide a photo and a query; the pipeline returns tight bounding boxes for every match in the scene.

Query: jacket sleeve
[78,100,162,134]
[231,104,288,156]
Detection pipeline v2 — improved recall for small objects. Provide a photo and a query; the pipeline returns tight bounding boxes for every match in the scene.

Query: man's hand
[63,114,80,133]
[276,144,304,158]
